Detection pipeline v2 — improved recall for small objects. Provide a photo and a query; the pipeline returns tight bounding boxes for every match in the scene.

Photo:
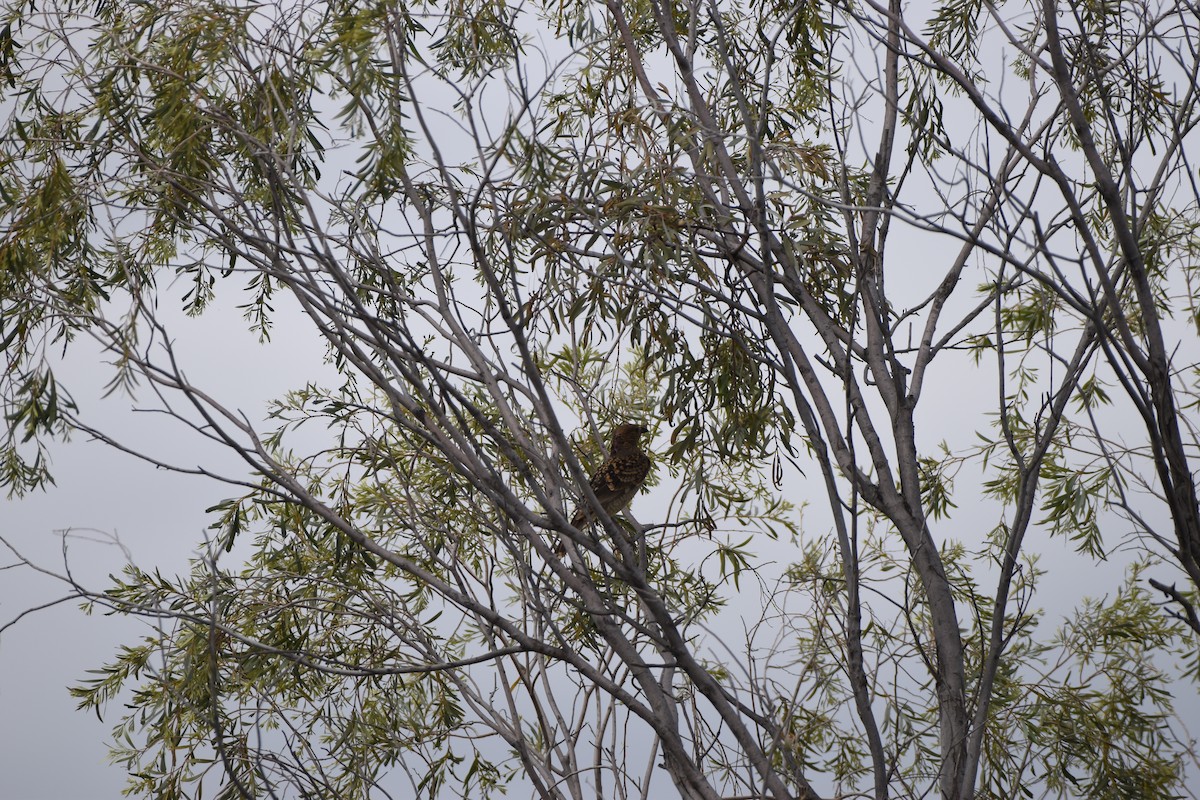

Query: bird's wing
[568,452,650,526]
[588,452,651,506]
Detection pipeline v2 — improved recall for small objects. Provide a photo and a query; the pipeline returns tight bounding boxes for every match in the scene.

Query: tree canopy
[2,1,1200,798]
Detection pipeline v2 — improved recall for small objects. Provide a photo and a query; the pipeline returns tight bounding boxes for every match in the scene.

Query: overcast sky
[1,294,339,800]
[4,278,1189,799]
[4,3,1200,797]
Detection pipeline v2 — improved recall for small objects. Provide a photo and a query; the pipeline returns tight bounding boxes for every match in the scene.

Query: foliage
[3,1,1200,799]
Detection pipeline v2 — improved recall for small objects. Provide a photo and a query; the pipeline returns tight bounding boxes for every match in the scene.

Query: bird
[555,423,652,556]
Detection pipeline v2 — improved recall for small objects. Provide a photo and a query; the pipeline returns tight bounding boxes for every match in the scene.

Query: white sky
[3,2,1199,797]
[1,292,337,799]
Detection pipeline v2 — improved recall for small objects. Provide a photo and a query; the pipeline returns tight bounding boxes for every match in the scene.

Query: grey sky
[3,1,1200,797]
[1,294,335,799]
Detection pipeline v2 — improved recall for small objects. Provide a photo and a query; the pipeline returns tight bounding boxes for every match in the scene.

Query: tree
[2,1,1198,798]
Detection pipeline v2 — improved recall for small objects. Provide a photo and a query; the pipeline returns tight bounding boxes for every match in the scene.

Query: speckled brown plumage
[570,423,652,527]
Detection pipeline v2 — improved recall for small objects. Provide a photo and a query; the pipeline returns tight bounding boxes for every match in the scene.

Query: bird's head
[610,422,650,449]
